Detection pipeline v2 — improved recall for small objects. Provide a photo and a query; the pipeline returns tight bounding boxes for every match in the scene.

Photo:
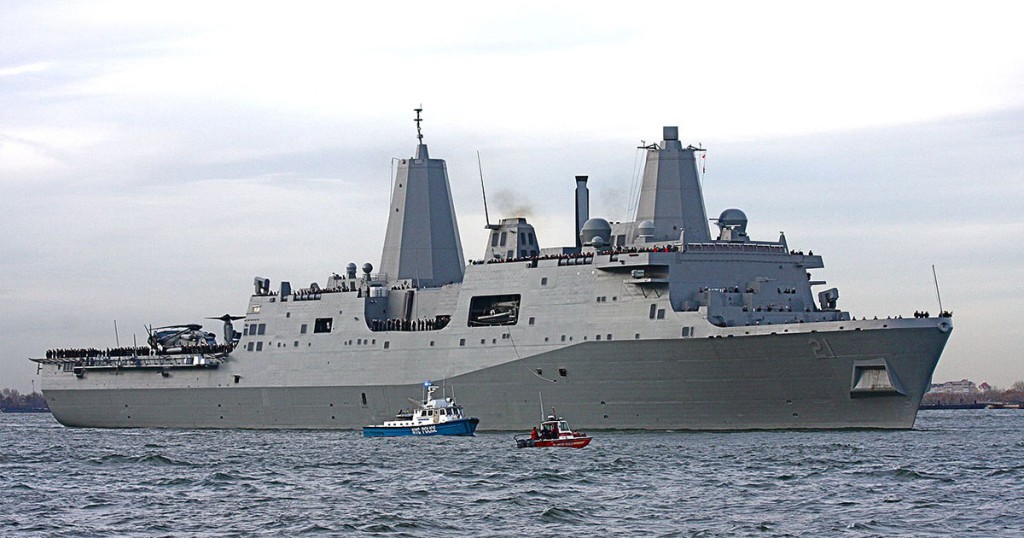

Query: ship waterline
[33,116,952,430]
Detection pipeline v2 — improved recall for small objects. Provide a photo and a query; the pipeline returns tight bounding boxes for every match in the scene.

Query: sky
[2,1,1022,393]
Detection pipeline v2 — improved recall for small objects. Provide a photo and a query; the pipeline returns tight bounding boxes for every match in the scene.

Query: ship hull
[39,323,949,431]
[363,417,479,437]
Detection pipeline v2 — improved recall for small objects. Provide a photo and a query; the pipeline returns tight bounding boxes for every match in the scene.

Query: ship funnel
[575,176,589,249]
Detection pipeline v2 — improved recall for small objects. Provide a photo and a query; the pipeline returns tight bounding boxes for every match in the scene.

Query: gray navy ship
[33,111,953,430]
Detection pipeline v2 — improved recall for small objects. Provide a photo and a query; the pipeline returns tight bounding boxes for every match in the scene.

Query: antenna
[477,151,494,228]
[932,264,944,313]
[414,106,424,143]
[114,320,120,347]
[538,392,545,421]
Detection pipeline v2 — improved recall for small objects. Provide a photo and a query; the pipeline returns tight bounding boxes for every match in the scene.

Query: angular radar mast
[379,108,466,287]
[634,126,711,243]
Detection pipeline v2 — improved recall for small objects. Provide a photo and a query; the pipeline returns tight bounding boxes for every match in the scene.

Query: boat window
[649,304,657,319]
[491,232,499,247]
[500,232,507,246]
[468,294,521,327]
[300,324,307,334]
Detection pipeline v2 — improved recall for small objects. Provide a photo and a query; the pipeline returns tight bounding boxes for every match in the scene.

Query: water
[2,411,1022,537]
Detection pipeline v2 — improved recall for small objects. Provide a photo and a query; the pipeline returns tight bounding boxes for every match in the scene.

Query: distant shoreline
[920,403,1022,410]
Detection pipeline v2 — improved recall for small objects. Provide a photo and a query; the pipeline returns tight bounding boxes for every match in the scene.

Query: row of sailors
[370,317,451,332]
[743,305,797,312]
[698,286,799,295]
[45,343,233,360]
[46,346,152,359]
[471,245,685,266]
[914,310,954,318]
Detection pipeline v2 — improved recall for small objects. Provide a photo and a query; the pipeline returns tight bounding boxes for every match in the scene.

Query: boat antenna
[114,320,120,347]
[932,264,944,313]
[478,151,494,228]
[538,392,545,421]
[414,106,424,143]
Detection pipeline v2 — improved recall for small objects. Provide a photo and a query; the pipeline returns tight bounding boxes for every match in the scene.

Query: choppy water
[2,411,1023,537]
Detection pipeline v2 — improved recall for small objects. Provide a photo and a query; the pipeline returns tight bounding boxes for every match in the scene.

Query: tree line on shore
[922,381,1024,406]
[0,389,48,411]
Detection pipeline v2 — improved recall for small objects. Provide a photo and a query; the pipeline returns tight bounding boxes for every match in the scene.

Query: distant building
[979,382,992,392]
[928,379,978,395]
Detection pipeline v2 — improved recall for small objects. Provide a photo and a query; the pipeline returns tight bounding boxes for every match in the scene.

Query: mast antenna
[477,151,492,228]
[414,106,424,143]
[932,264,944,313]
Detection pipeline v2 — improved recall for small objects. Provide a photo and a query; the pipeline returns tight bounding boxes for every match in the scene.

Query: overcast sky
[2,1,1022,393]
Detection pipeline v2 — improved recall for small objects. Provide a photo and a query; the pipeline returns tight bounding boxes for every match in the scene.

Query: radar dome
[717,208,747,233]
[580,218,612,247]
[362,263,373,275]
[718,208,747,227]
[637,220,655,237]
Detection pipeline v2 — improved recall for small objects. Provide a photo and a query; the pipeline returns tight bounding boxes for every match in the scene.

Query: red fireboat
[514,412,592,449]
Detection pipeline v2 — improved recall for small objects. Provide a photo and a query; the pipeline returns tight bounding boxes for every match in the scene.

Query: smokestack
[575,175,589,249]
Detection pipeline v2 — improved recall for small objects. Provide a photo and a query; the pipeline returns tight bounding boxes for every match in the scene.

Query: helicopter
[145,314,244,353]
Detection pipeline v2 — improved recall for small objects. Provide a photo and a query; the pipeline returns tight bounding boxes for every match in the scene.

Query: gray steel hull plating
[42,324,949,430]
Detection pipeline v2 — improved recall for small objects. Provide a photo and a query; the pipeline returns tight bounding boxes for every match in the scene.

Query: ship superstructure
[33,113,952,430]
